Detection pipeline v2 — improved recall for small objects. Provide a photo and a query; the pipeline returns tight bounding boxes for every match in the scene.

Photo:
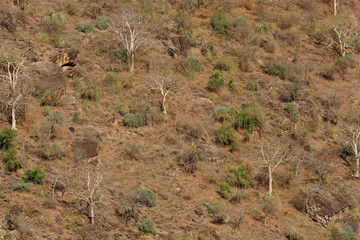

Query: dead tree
[328,14,359,57]
[114,10,151,72]
[150,71,178,115]
[346,124,360,178]
[334,0,340,16]
[258,140,289,196]
[0,56,30,130]
[70,172,103,225]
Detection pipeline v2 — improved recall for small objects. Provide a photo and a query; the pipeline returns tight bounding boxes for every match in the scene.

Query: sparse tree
[334,0,340,16]
[0,56,30,130]
[258,139,290,196]
[346,124,360,178]
[70,172,103,225]
[114,10,151,73]
[328,14,359,57]
[150,71,178,115]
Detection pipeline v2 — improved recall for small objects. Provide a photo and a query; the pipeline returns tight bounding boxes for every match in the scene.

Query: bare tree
[114,10,151,72]
[150,71,178,115]
[0,56,30,130]
[328,14,359,57]
[334,0,341,16]
[70,172,103,225]
[345,124,360,178]
[258,140,290,196]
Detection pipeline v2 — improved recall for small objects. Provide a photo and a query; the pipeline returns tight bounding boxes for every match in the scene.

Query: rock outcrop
[0,10,16,32]
[72,138,99,160]
[50,48,79,68]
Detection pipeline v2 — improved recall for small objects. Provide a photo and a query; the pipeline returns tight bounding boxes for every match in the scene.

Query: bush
[229,79,236,92]
[216,121,236,145]
[185,56,202,79]
[104,72,122,88]
[48,110,64,126]
[224,164,254,188]
[79,84,101,101]
[344,54,357,68]
[263,60,288,79]
[206,70,224,92]
[123,113,147,128]
[4,147,17,162]
[177,148,200,173]
[211,8,233,37]
[117,102,130,116]
[214,59,231,71]
[136,187,156,207]
[0,127,17,150]
[230,191,245,204]
[35,142,65,160]
[246,80,259,91]
[218,181,231,199]
[13,182,31,192]
[72,112,81,124]
[95,16,113,30]
[6,160,20,171]
[139,219,157,235]
[214,107,229,122]
[38,89,64,106]
[123,143,140,160]
[23,167,45,184]
[286,229,304,240]
[233,16,247,27]
[174,11,193,35]
[231,104,265,131]
[331,225,356,240]
[76,22,94,33]
[286,102,299,118]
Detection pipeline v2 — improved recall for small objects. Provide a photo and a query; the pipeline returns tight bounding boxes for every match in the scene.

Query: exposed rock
[305,186,350,227]
[72,138,99,160]
[50,48,79,67]
[163,41,180,58]
[195,208,203,216]
[27,62,67,92]
[0,10,16,32]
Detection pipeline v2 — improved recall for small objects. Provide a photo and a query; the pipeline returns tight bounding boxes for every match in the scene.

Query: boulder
[27,62,67,92]
[305,186,350,227]
[172,35,191,56]
[72,138,98,160]
[0,10,16,32]
[50,48,79,67]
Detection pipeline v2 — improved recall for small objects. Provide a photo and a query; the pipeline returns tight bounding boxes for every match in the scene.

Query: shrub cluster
[76,22,94,33]
[95,16,113,30]
[135,187,156,207]
[123,112,148,128]
[22,167,45,184]
[0,128,20,171]
[211,8,233,37]
[139,219,157,235]
[206,70,224,92]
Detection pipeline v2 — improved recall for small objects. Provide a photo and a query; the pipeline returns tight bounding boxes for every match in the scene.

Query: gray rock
[72,138,99,160]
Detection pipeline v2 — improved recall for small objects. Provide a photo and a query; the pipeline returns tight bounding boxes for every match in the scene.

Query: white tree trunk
[11,104,17,130]
[90,204,95,225]
[162,96,167,115]
[334,0,337,16]
[355,156,359,178]
[129,52,135,72]
[268,165,273,196]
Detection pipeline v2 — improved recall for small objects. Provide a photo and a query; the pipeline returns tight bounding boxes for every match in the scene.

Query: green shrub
[95,16,113,30]
[214,107,229,122]
[104,72,122,87]
[0,127,17,150]
[246,80,259,91]
[285,229,304,240]
[185,56,202,79]
[139,219,157,235]
[4,147,17,162]
[117,102,130,116]
[331,225,356,240]
[344,54,357,68]
[286,102,299,118]
[35,142,65,160]
[135,187,156,207]
[207,204,224,214]
[6,160,20,171]
[232,104,265,132]
[343,144,360,157]
[230,191,245,204]
[123,113,147,128]
[214,59,231,71]
[79,84,101,101]
[256,23,268,34]
[264,60,288,79]
[233,16,247,27]
[211,8,233,37]
[72,112,81,124]
[76,22,94,33]
[224,164,254,188]
[216,121,236,145]
[218,181,231,199]
[206,70,224,92]
[23,167,45,184]
[13,182,31,192]
[229,79,236,92]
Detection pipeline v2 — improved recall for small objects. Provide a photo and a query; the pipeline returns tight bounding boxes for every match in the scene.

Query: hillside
[1,0,360,239]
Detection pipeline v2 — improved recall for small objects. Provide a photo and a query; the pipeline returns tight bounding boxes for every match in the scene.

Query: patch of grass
[218,181,231,199]
[35,142,65,160]
[117,102,130,116]
[79,84,101,101]
[38,89,64,106]
[233,16,247,27]
[123,143,140,160]
[76,22,94,33]
[263,60,288,80]
[72,112,81,124]
[231,104,265,132]
[224,164,254,188]
[184,56,202,79]
[13,182,31,192]
[95,16,113,30]
[6,160,20,171]
[22,167,45,184]
[135,187,156,207]
[214,107,229,122]
[246,80,259,91]
[206,70,224,92]
[286,102,299,118]
[330,225,356,240]
[139,219,157,235]
[123,113,148,128]
[104,72,122,88]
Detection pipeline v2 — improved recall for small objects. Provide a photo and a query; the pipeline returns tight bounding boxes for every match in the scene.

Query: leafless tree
[345,124,360,178]
[334,0,341,16]
[328,14,359,57]
[258,139,290,196]
[150,71,178,115]
[114,10,151,72]
[70,172,103,225]
[0,56,30,130]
